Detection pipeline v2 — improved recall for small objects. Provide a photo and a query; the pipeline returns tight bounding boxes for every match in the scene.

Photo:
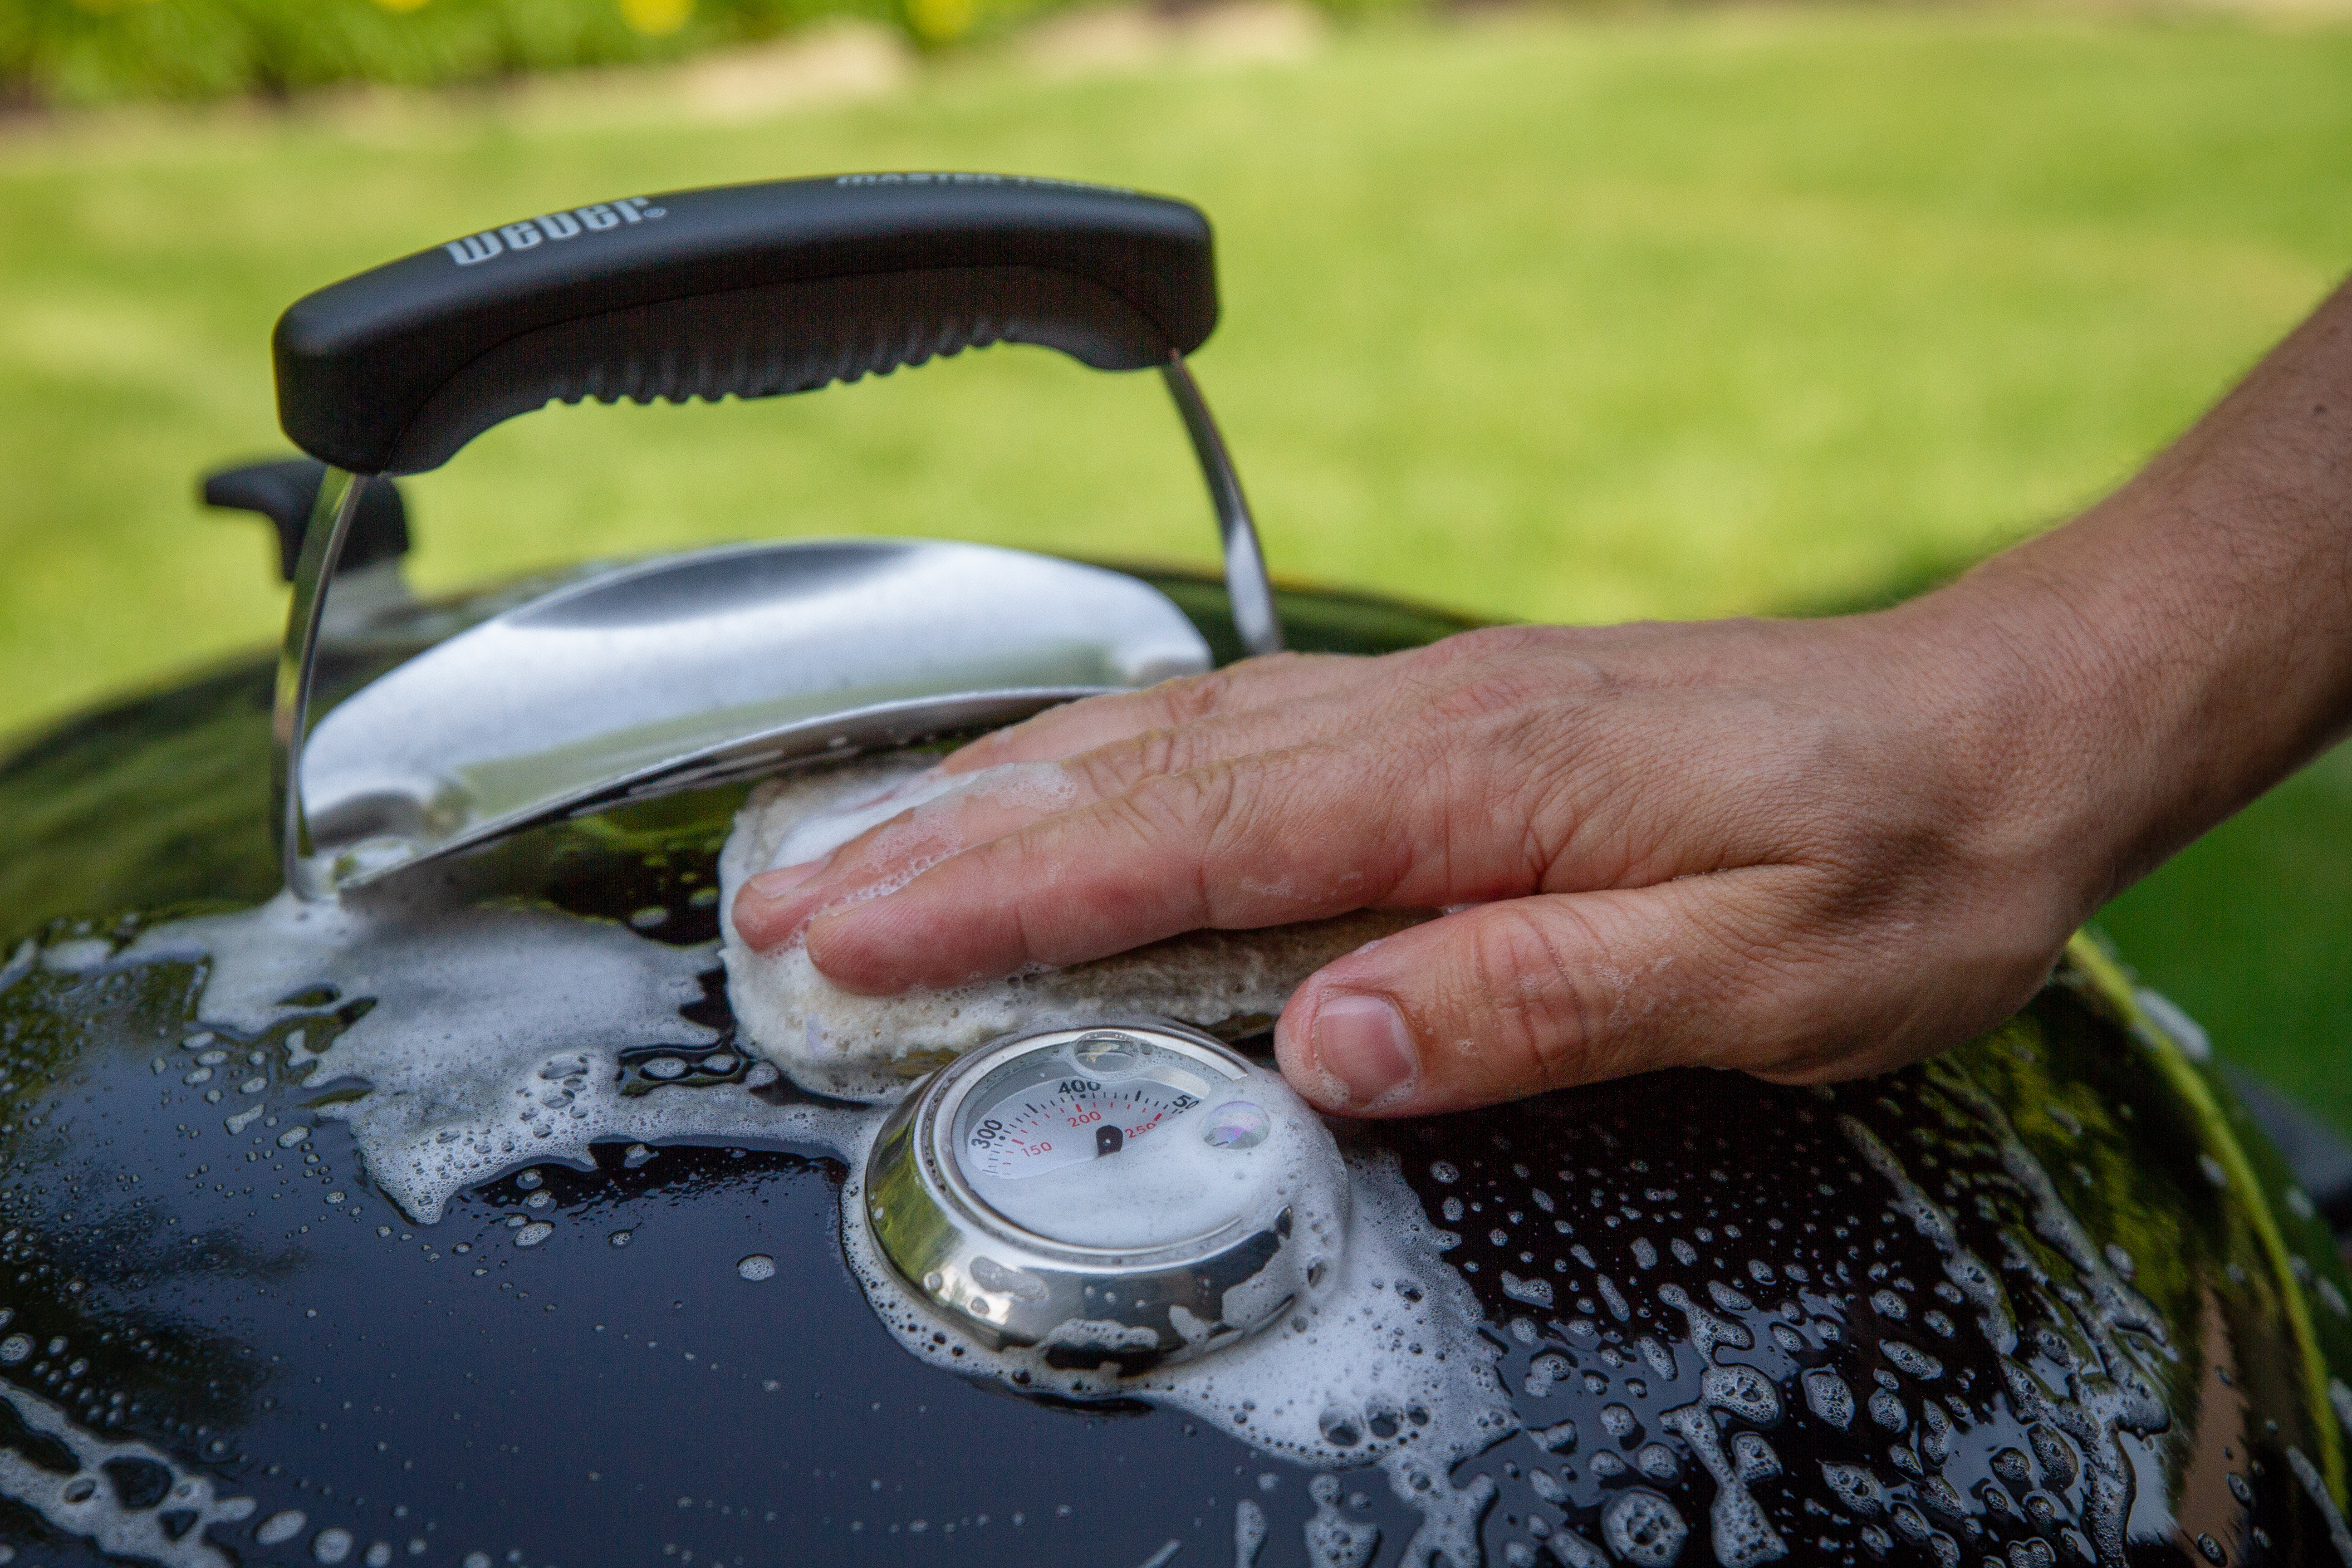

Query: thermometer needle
[1096,1124,1124,1158]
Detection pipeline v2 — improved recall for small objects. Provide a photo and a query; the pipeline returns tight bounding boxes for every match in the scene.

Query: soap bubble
[1202,1102,1269,1151]
[1071,1033,1144,1078]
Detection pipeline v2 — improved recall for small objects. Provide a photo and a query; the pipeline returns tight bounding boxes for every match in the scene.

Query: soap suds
[719,761,1431,1100]
[0,1381,256,1568]
[123,891,859,1225]
[110,869,1508,1552]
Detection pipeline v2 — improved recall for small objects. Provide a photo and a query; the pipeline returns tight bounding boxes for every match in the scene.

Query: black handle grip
[201,458,410,581]
[273,173,1218,476]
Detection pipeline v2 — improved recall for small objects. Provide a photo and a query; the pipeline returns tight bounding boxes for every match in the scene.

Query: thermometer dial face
[955,1031,1226,1194]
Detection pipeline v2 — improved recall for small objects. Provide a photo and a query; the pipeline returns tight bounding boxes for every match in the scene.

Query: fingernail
[745,861,820,900]
[1313,992,1418,1108]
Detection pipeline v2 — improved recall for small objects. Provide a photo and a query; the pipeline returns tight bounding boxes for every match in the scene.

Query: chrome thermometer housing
[863,1021,1348,1366]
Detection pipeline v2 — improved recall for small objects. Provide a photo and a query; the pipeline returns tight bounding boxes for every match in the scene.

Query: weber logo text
[443,196,666,266]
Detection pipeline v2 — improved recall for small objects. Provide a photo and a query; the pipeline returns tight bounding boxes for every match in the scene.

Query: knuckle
[1069,725,1189,798]
[1455,902,1614,1090]
[1154,669,1234,728]
[1121,762,1268,918]
[1426,667,1552,729]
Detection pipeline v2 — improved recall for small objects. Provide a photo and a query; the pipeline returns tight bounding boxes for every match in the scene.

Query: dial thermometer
[863,1022,1348,1364]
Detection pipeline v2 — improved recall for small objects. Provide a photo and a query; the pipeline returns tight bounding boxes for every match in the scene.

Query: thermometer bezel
[861,1019,1346,1362]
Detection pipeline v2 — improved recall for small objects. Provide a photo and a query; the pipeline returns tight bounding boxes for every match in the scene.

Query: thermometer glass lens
[954,1033,1231,1186]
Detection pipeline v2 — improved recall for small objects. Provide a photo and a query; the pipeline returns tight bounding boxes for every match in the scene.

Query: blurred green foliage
[1,0,877,108]
[0,0,1401,107]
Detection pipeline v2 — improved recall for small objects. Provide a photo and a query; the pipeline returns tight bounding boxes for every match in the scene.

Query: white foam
[718,761,1430,1100]
[106,823,1499,1553]
[123,889,862,1224]
[0,1380,255,1568]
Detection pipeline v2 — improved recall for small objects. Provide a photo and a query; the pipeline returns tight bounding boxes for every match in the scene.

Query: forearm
[1914,273,2352,918]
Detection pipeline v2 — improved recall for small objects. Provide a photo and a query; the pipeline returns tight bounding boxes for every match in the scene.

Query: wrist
[1869,558,2152,941]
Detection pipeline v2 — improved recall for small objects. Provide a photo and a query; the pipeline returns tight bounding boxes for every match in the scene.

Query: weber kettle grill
[5,174,2352,1568]
[265,173,1279,898]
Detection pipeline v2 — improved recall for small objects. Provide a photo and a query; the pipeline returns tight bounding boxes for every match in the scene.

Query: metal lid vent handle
[268,174,1281,900]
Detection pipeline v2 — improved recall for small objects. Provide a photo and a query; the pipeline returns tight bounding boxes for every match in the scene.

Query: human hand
[730,602,2108,1116]
[734,274,2352,1115]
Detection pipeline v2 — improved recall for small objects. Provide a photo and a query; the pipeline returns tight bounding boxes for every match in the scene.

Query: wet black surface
[1380,998,2352,1568]
[3,570,2351,1568]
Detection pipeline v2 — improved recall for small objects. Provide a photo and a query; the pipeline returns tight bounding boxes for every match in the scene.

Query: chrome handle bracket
[273,466,368,901]
[276,364,1273,901]
[1161,355,1283,660]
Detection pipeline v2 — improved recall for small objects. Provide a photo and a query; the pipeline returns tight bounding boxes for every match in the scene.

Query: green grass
[2,8,2350,1121]
[2101,745,2352,1131]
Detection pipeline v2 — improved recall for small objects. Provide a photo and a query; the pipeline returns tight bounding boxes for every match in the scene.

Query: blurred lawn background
[1,4,2349,1120]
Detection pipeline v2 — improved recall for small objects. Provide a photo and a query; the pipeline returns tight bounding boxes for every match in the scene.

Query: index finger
[799,730,1513,993]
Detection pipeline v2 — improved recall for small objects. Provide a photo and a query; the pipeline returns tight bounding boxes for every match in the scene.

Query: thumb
[1272,869,1863,1117]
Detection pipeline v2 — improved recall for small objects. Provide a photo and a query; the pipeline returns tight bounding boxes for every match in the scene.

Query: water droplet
[314,1527,354,1563]
[1502,1273,1553,1308]
[258,1511,308,1545]
[1601,1490,1686,1568]
[1883,1340,1943,1381]
[609,1230,633,1248]
[278,1126,310,1148]
[1822,1462,1884,1515]
[738,1254,776,1282]
[516,1170,543,1190]
[514,1222,553,1248]
[1803,1369,1854,1429]
[642,1057,687,1081]
[0,1336,27,1365]
[624,1143,655,1168]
